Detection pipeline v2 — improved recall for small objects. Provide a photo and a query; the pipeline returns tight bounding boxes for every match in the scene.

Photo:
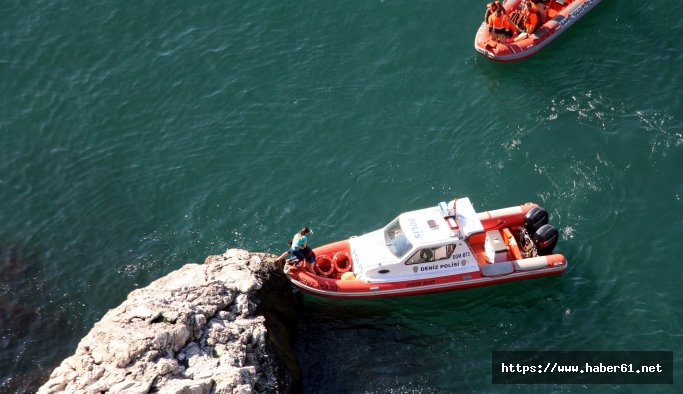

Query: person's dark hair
[300,227,311,235]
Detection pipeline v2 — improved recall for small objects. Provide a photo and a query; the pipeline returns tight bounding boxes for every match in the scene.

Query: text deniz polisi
[420,260,467,272]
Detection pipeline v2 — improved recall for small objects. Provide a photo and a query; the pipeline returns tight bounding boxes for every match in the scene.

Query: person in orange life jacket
[523,1,540,34]
[291,226,315,266]
[488,6,511,43]
[484,1,506,22]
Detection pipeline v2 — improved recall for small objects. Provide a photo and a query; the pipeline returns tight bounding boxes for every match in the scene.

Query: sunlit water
[1,1,682,392]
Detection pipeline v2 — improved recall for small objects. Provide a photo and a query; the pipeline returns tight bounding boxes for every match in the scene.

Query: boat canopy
[455,198,484,238]
[398,206,453,246]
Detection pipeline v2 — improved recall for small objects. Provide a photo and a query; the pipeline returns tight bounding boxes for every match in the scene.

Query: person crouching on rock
[276,240,294,267]
[291,227,315,267]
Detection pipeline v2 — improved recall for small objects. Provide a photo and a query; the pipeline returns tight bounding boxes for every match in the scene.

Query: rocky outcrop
[38,249,300,394]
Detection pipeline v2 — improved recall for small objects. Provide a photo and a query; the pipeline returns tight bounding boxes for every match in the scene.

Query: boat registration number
[407,279,436,288]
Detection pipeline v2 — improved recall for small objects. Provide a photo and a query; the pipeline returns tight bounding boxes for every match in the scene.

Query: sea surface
[1,1,682,392]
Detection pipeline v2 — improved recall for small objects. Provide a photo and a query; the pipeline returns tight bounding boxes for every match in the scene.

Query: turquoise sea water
[2,1,682,392]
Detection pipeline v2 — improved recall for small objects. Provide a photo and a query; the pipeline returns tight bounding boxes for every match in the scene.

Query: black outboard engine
[533,224,558,256]
[524,206,549,236]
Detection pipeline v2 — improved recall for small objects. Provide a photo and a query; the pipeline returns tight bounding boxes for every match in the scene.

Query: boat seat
[485,230,507,263]
[486,231,506,253]
[501,228,522,261]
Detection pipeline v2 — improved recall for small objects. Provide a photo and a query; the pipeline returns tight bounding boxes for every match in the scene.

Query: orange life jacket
[524,7,539,32]
[488,13,511,30]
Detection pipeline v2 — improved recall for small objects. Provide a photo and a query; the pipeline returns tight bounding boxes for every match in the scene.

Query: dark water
[1,1,682,392]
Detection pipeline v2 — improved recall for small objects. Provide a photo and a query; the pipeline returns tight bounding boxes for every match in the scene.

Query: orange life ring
[314,255,335,277]
[332,251,352,273]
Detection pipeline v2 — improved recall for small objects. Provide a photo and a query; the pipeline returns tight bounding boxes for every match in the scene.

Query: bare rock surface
[38,249,300,393]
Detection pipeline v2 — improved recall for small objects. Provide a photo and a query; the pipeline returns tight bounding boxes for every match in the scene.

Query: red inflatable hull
[474,0,602,62]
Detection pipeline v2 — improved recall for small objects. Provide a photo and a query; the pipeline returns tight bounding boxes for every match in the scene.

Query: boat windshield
[384,218,413,258]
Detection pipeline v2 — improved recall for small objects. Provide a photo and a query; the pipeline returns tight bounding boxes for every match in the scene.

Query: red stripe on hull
[288,254,567,299]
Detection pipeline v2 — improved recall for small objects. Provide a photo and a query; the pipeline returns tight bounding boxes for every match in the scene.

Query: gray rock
[38,249,300,393]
